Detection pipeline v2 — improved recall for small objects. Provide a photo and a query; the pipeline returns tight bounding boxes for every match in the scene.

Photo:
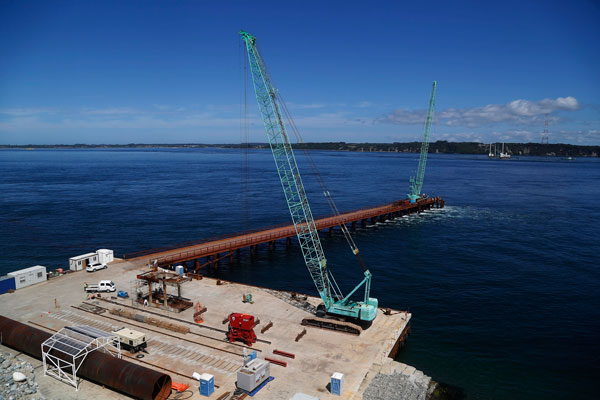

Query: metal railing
[123,199,409,259]
[144,198,440,266]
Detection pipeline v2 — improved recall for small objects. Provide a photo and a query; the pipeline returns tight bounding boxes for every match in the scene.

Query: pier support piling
[129,197,444,268]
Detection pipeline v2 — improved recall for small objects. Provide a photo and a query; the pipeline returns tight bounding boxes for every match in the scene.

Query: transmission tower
[541,114,549,144]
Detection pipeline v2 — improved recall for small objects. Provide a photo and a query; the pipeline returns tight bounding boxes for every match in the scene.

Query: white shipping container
[69,253,99,271]
[8,265,47,289]
[96,249,114,264]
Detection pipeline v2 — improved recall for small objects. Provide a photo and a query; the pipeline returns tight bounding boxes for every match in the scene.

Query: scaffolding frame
[41,325,121,390]
[133,270,192,312]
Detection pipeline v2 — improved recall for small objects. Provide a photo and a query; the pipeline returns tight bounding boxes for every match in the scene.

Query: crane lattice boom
[408,81,437,203]
[240,30,377,322]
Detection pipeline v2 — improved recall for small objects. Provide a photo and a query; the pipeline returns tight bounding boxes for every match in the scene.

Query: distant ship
[499,143,511,159]
[488,143,511,159]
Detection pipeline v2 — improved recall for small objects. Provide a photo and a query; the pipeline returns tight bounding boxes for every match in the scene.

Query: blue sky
[1,0,598,145]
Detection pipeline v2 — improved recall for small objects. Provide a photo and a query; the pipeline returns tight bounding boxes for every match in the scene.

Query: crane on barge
[240,30,377,333]
[408,81,437,203]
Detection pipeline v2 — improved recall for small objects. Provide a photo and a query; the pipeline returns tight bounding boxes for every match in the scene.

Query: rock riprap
[0,351,44,400]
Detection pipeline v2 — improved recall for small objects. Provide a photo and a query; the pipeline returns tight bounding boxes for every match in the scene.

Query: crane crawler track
[301,316,362,335]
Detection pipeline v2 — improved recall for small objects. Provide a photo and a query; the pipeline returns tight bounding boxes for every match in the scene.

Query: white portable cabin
[96,249,114,264]
[8,265,47,290]
[69,253,99,271]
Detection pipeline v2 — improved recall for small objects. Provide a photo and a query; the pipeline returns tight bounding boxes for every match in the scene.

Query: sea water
[1,148,598,399]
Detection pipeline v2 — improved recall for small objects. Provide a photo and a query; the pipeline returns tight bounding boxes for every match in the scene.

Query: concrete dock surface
[0,258,430,400]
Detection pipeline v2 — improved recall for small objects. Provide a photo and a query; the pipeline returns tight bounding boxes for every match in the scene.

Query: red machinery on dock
[227,313,257,346]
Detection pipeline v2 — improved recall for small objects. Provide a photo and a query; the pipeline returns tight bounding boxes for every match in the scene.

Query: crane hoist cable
[244,39,367,271]
[239,30,377,322]
[239,38,251,225]
[277,96,368,271]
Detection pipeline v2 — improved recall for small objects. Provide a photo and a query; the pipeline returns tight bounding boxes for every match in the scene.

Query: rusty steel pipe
[0,315,172,400]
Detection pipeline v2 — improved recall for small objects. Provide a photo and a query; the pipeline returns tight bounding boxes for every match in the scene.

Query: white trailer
[8,265,47,290]
[96,249,114,264]
[69,253,99,271]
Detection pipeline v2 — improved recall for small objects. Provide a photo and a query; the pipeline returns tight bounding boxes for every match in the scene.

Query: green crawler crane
[240,30,378,328]
[408,81,437,203]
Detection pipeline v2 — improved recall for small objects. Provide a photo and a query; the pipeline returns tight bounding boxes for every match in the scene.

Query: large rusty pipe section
[0,315,172,400]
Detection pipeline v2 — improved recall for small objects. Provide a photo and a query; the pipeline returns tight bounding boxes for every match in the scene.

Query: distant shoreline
[1,141,598,157]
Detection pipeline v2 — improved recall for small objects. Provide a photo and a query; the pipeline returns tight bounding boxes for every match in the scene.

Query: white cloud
[286,102,326,110]
[0,107,58,116]
[554,129,600,144]
[1,98,595,145]
[436,132,486,142]
[291,112,368,128]
[381,96,580,128]
[82,107,140,115]
[380,108,427,124]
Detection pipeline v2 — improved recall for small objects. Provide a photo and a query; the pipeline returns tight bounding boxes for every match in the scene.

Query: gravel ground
[363,366,432,400]
[0,351,44,400]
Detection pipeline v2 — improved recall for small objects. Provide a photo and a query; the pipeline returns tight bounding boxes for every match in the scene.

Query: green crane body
[240,30,377,322]
[408,81,437,203]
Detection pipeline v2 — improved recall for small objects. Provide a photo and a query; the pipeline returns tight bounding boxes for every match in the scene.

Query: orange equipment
[193,302,207,323]
[171,382,190,392]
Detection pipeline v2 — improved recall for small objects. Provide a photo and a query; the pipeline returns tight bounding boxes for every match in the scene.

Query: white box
[237,359,270,392]
[8,265,47,289]
[97,249,114,264]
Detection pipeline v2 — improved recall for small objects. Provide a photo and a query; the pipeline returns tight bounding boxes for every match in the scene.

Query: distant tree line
[2,141,598,157]
[288,141,600,157]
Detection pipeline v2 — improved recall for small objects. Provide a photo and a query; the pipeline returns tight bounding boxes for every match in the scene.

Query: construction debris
[273,349,295,359]
[260,321,273,334]
[242,293,253,303]
[216,392,231,400]
[79,302,105,314]
[295,328,306,342]
[109,307,190,334]
[290,292,307,301]
[264,357,287,367]
[193,302,207,323]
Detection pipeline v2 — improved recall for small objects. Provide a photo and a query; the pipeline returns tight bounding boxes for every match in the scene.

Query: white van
[84,280,116,293]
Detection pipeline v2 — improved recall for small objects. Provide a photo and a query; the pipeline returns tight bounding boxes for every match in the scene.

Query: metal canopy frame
[41,325,121,390]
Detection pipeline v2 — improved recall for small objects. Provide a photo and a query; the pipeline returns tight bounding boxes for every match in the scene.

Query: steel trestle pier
[124,197,444,270]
